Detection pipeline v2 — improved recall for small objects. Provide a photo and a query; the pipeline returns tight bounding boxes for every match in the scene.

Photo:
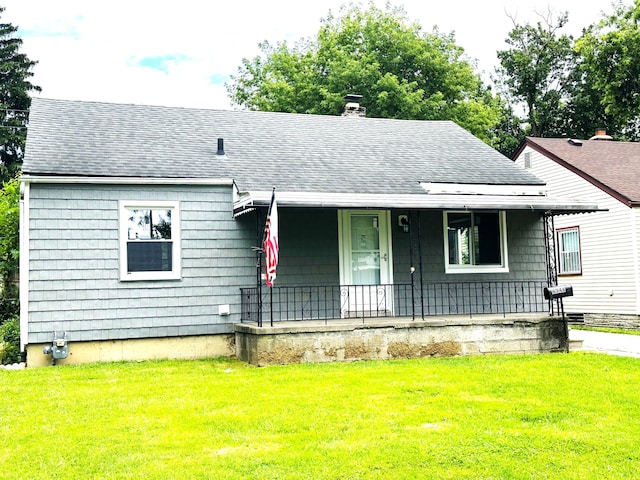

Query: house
[20,98,597,366]
[513,132,640,329]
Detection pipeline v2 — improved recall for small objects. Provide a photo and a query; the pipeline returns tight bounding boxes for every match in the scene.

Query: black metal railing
[240,280,548,326]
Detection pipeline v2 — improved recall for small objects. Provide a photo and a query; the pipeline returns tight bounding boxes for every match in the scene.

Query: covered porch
[231,184,595,364]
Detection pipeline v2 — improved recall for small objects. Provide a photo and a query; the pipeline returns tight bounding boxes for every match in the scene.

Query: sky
[2,0,618,111]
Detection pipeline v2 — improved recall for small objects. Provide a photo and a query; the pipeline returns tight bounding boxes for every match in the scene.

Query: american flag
[263,190,279,287]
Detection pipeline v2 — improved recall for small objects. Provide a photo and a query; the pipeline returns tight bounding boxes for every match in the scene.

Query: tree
[0,6,41,183]
[490,101,526,158]
[227,3,502,144]
[572,0,640,140]
[0,175,19,323]
[494,10,575,138]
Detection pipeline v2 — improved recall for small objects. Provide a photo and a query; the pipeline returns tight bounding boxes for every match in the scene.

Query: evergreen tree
[0,6,41,183]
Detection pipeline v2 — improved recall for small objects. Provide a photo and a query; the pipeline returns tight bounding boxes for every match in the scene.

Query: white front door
[338,210,394,317]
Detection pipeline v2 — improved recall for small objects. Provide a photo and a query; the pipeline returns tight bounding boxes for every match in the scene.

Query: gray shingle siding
[26,183,547,343]
[245,208,547,290]
[276,209,340,286]
[27,183,255,343]
[390,210,546,283]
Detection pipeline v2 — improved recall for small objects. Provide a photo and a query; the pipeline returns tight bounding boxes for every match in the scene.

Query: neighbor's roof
[518,137,640,206]
[23,98,599,214]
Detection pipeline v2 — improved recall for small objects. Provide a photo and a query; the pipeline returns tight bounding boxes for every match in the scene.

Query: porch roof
[233,188,600,216]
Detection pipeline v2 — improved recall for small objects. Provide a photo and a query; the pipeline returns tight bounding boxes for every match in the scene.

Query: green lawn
[2,353,640,479]
[571,325,640,336]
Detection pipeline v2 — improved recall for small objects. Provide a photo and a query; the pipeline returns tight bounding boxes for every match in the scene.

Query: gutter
[20,175,234,186]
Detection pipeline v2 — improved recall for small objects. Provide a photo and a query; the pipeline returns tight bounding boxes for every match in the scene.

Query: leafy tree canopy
[573,0,640,140]
[0,6,40,183]
[227,3,502,144]
[0,175,19,322]
[494,9,575,139]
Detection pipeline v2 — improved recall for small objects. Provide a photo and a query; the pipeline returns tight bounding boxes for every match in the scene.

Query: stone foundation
[583,313,640,330]
[235,315,567,366]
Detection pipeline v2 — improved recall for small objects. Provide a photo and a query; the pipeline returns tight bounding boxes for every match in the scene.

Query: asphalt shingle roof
[24,98,544,194]
[524,137,640,205]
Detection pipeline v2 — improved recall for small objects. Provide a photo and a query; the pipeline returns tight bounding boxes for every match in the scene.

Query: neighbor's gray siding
[27,183,255,344]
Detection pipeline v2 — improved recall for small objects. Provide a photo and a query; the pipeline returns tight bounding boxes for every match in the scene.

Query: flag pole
[254,211,263,327]
[262,187,278,327]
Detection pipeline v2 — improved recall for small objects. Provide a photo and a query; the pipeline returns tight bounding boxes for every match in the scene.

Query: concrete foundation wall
[27,334,235,367]
[235,316,567,366]
[584,313,640,330]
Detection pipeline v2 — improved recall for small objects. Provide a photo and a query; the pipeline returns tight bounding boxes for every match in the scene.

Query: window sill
[445,265,509,274]
[120,272,182,282]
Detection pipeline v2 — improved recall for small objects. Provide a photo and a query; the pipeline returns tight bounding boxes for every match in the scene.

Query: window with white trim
[444,211,509,273]
[119,200,181,281]
[557,226,581,275]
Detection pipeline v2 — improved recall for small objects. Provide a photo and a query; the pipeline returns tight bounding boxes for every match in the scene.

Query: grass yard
[2,353,640,479]
[570,325,640,336]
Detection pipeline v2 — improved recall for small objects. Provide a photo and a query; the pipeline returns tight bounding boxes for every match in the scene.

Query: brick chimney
[590,129,613,141]
[342,94,366,118]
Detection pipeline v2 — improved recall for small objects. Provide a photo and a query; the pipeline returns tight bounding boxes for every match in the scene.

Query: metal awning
[233,190,602,217]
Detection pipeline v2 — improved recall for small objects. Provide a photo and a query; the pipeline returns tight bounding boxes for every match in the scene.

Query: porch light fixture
[398,214,409,233]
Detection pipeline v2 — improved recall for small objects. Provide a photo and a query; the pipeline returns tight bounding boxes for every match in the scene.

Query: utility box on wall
[42,331,69,363]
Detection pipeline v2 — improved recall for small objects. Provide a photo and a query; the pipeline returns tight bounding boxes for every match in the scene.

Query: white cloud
[3,0,613,110]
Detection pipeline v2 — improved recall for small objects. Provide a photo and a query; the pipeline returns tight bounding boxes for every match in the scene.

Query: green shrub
[0,315,20,364]
[0,282,19,322]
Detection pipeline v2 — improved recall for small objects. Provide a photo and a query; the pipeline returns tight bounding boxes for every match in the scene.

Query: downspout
[417,211,424,319]
[256,210,263,327]
[408,212,415,321]
[19,179,30,356]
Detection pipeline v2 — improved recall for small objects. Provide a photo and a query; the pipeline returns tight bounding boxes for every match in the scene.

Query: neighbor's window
[119,200,181,281]
[444,211,508,273]
[558,226,581,275]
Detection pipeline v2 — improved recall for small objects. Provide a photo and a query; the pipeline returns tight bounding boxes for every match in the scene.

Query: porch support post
[408,211,415,321]
[417,211,425,319]
[543,211,558,315]
[256,209,263,327]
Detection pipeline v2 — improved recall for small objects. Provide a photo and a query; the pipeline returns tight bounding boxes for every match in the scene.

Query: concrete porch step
[569,338,584,351]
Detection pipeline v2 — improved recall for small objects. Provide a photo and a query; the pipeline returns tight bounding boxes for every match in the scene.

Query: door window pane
[351,215,381,285]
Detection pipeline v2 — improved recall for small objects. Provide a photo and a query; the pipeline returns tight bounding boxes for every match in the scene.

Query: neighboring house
[513,132,640,329]
[20,98,597,366]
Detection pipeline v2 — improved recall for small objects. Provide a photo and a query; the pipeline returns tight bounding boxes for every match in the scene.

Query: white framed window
[119,200,181,281]
[557,226,581,275]
[444,211,509,274]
